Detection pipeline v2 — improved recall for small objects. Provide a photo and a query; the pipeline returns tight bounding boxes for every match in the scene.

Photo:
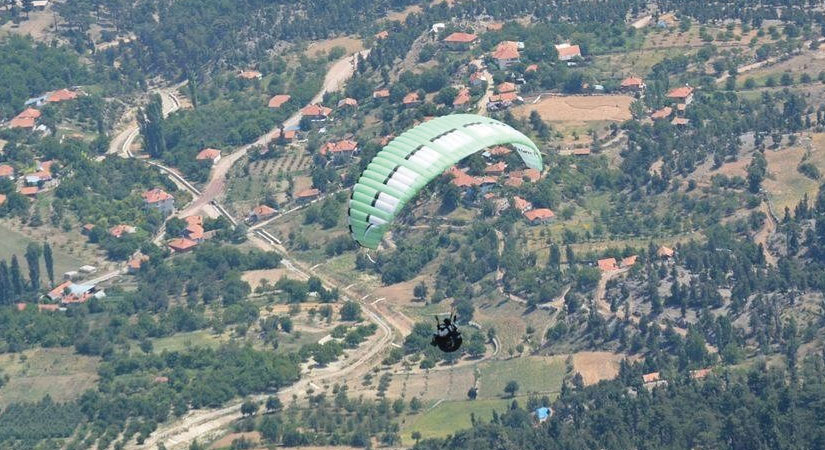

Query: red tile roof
[82,223,95,232]
[196,148,221,160]
[510,168,541,182]
[109,224,136,238]
[185,223,204,240]
[373,89,390,99]
[489,146,511,156]
[46,89,78,103]
[572,148,591,155]
[484,161,507,174]
[19,186,38,196]
[301,104,332,117]
[47,281,73,300]
[142,188,173,204]
[0,164,12,177]
[621,76,644,88]
[15,303,26,311]
[525,64,538,72]
[17,107,41,119]
[621,255,638,267]
[497,82,516,93]
[690,368,711,379]
[238,70,262,79]
[524,208,554,221]
[10,116,35,129]
[168,238,198,252]
[642,372,661,383]
[127,254,149,270]
[671,117,690,126]
[453,88,471,106]
[657,246,674,258]
[651,107,673,120]
[296,188,321,199]
[487,22,503,31]
[492,41,520,60]
[184,215,203,227]
[598,257,618,272]
[489,92,519,103]
[375,30,389,40]
[0,194,6,206]
[253,204,277,217]
[667,86,693,99]
[38,304,59,312]
[320,139,358,155]
[444,32,478,44]
[268,94,291,108]
[338,97,358,107]
[556,44,581,59]
[403,92,421,105]
[513,196,532,211]
[282,129,296,140]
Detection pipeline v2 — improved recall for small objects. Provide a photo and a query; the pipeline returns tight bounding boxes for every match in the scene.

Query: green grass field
[477,356,566,399]
[0,223,86,278]
[402,397,513,444]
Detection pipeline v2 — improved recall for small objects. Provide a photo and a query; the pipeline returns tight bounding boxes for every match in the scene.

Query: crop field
[477,356,566,398]
[762,134,825,212]
[0,221,93,280]
[512,95,633,136]
[0,347,100,408]
[303,36,364,58]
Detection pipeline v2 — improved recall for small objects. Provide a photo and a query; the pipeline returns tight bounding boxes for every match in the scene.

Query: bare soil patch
[304,36,364,58]
[209,431,261,449]
[512,95,634,124]
[571,351,628,386]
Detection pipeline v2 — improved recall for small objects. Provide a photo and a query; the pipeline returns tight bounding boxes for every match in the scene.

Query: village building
[513,196,533,212]
[338,97,358,108]
[484,161,507,176]
[651,106,673,120]
[555,43,582,62]
[109,224,136,238]
[598,257,618,272]
[671,117,690,126]
[572,148,592,156]
[443,32,478,50]
[19,186,38,197]
[374,30,389,40]
[301,104,332,121]
[251,204,277,221]
[373,89,390,100]
[497,82,517,94]
[295,188,321,204]
[0,164,13,179]
[487,22,503,31]
[403,92,421,107]
[621,255,638,267]
[9,107,41,129]
[168,238,198,253]
[238,70,262,80]
[196,148,221,164]
[620,76,646,92]
[492,41,520,69]
[268,94,291,109]
[127,254,150,273]
[142,188,175,215]
[524,208,554,225]
[47,280,103,305]
[46,89,78,103]
[320,139,359,163]
[657,246,675,258]
[0,194,6,206]
[666,86,694,105]
[469,72,485,87]
[525,64,538,73]
[453,88,471,108]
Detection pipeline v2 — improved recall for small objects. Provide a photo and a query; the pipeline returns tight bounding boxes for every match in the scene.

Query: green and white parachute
[348,114,542,249]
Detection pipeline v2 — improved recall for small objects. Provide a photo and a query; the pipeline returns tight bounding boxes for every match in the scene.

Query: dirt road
[179,50,369,219]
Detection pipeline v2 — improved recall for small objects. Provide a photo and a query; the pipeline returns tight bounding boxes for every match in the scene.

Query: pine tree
[43,242,54,285]
[10,255,23,297]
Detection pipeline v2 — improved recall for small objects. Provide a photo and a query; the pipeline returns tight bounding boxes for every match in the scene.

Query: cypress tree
[43,242,54,285]
[25,243,41,291]
[0,260,9,305]
[10,255,23,297]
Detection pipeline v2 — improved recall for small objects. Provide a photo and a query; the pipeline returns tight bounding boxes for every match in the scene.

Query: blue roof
[535,407,550,420]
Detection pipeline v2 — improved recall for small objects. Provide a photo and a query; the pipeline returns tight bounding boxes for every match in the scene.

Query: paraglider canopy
[348,114,542,249]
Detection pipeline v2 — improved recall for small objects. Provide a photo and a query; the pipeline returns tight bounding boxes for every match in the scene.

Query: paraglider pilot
[431,313,462,352]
